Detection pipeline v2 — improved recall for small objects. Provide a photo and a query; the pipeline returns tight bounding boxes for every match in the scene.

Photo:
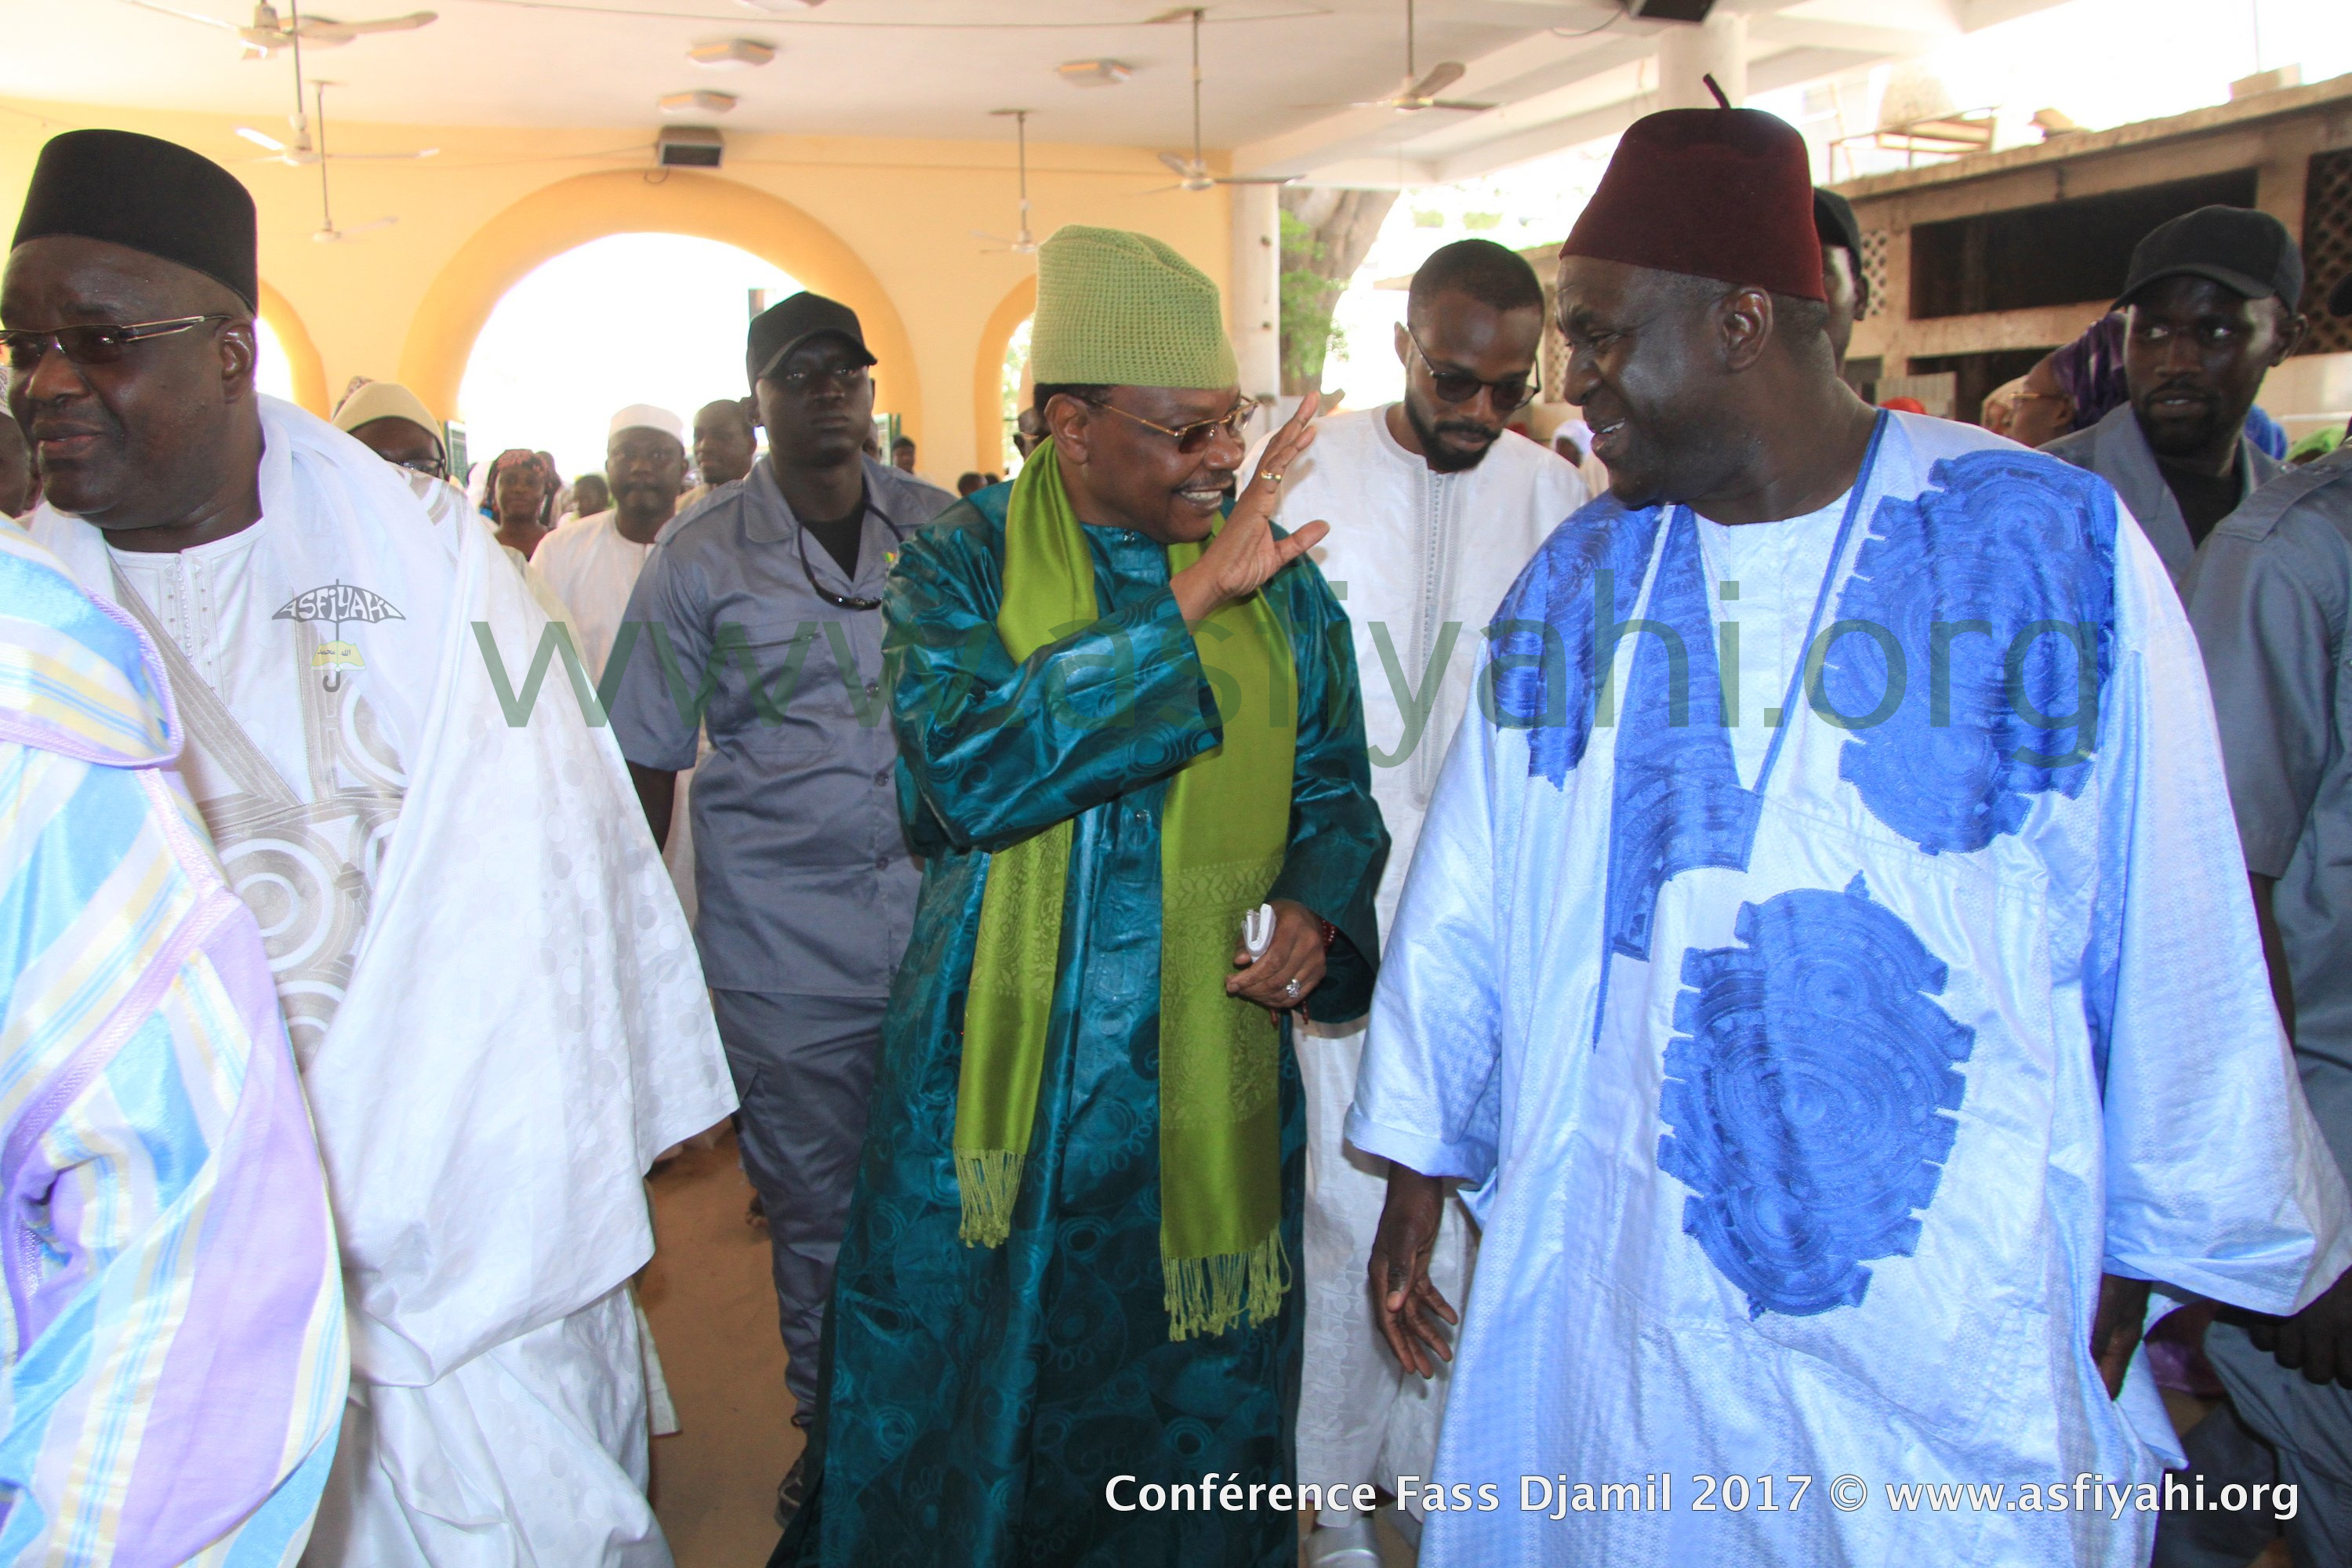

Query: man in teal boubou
[779,225,1388,1567]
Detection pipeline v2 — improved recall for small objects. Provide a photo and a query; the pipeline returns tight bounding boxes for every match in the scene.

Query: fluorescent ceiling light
[1057,59,1133,88]
[689,38,777,68]
[659,89,739,114]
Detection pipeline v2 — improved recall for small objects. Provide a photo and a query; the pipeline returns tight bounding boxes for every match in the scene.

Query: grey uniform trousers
[2153,1321,2352,1567]
[709,989,886,1428]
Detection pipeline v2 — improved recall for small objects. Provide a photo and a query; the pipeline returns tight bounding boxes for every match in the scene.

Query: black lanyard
[795,495,908,612]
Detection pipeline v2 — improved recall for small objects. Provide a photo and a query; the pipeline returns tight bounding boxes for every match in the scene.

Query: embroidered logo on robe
[1819,452,2115,855]
[1657,873,1974,1318]
[275,582,404,692]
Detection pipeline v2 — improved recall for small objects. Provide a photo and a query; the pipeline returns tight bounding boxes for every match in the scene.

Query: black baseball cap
[2117,205,2302,309]
[746,291,874,387]
[1813,187,1862,263]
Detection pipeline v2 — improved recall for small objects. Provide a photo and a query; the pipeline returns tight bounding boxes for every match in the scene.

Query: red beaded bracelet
[1317,917,1338,951]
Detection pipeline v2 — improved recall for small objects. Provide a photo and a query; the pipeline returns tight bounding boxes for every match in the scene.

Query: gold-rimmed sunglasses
[1085,395,1258,455]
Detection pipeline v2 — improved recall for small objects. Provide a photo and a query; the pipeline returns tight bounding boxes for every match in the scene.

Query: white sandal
[1304,1515,1385,1567]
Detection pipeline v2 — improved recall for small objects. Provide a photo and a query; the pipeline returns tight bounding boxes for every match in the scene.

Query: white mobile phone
[1242,902,1276,961]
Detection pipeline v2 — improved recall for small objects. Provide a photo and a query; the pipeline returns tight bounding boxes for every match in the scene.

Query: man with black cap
[1351,105,2349,1567]
[1813,186,1869,372]
[2161,267,2352,1568]
[605,291,951,1516]
[2046,205,2306,586]
[7,129,735,1566]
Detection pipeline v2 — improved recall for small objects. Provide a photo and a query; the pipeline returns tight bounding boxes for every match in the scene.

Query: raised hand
[1171,390,1328,629]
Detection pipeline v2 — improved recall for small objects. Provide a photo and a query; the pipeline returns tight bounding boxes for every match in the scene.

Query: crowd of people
[2,95,2351,1568]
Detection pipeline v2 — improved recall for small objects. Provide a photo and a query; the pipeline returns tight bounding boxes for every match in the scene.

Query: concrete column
[1229,182,1282,423]
[1655,10,1748,109]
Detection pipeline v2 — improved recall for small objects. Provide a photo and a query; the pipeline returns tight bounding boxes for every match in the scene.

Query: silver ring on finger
[1282,977,1301,1000]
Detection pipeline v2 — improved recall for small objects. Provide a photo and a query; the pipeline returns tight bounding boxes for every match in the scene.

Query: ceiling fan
[234,0,437,172]
[236,114,440,167]
[277,82,403,241]
[1151,8,1294,194]
[974,109,1039,255]
[1347,0,1495,114]
[114,0,437,59]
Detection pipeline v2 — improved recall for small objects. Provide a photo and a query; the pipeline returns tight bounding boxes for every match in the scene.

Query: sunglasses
[771,363,872,396]
[1408,329,1539,412]
[1,314,232,373]
[1088,396,1257,455]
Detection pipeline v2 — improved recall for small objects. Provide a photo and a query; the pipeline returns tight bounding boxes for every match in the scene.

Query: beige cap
[332,379,443,452]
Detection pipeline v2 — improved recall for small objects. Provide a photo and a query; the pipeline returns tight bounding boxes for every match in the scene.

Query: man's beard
[1404,394,1499,474]
[2136,391,2231,459]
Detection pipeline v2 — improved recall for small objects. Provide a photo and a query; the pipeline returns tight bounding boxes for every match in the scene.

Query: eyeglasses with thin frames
[0,314,233,373]
[1406,328,1539,412]
[1086,396,1258,455]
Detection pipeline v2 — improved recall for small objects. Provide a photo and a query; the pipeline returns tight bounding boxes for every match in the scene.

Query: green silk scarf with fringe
[956,437,1297,1341]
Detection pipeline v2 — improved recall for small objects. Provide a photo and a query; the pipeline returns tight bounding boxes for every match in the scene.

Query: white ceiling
[9,0,2065,182]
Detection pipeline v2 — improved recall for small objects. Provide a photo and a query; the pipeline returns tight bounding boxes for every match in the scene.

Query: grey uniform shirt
[2183,443,2352,1174]
[609,455,955,995]
[2045,402,2280,588]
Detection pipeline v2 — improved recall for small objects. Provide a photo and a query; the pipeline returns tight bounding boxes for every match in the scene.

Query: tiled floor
[637,1129,1421,1567]
[641,1131,800,1568]
[639,1142,2275,1568]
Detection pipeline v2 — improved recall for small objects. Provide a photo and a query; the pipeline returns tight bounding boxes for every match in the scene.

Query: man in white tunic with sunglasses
[1258,238,1584,1566]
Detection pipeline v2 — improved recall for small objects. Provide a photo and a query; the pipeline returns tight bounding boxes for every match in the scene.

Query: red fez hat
[1562,107,1824,302]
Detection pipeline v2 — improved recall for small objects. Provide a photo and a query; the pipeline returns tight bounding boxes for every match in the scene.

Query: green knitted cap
[1030,225,1239,390]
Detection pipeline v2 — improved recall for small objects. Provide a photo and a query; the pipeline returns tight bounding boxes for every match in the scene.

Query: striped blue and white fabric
[0,525,347,1566]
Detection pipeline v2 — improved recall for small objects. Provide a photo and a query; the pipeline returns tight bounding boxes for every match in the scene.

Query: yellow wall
[0,98,1235,477]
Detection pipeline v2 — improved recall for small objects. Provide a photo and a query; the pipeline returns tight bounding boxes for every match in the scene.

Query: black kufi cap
[12,129,259,311]
[746,291,872,388]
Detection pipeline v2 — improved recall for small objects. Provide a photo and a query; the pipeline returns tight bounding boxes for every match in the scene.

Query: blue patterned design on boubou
[1659,873,1976,1317]
[1486,495,1663,787]
[1599,511,1759,966]
[1820,451,2117,855]
[1489,508,1761,958]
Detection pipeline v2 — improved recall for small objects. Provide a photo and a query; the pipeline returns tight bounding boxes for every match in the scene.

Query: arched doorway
[400,169,920,459]
[255,317,296,404]
[973,276,1035,477]
[256,281,327,414]
[456,234,804,484]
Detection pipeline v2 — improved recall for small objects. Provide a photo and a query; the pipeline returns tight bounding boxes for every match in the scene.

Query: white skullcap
[332,379,443,449]
[609,404,686,443]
